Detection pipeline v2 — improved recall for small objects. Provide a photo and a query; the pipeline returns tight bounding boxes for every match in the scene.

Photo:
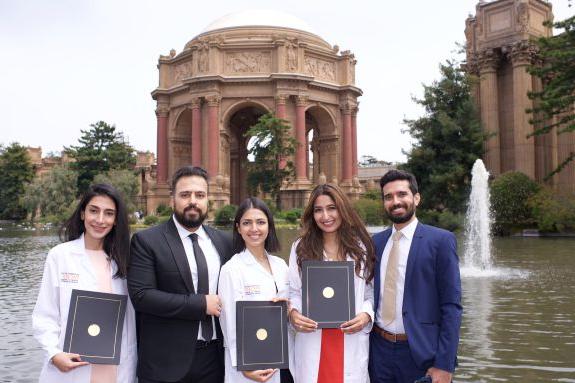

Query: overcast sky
[1,0,572,163]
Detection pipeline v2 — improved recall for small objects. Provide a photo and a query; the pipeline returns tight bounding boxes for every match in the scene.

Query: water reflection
[457,237,575,382]
[1,225,574,382]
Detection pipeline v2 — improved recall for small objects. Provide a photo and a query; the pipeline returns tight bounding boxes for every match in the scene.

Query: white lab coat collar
[68,233,119,276]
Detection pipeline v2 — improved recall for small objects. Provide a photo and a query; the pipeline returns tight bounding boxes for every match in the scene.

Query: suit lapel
[374,229,392,314]
[404,222,424,290]
[163,219,195,294]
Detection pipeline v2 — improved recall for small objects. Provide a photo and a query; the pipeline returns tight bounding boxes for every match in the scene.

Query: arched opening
[170,109,193,176]
[227,106,266,205]
[305,106,337,184]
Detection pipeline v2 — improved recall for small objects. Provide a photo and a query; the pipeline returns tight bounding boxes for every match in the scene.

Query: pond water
[0,223,573,382]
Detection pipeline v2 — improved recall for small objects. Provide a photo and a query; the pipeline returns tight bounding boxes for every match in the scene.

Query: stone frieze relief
[304,56,336,82]
[225,51,271,73]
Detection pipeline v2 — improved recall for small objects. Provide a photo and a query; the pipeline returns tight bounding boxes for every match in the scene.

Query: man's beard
[174,205,207,229]
[385,203,416,224]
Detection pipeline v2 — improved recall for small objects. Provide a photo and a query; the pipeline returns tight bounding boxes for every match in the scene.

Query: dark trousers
[368,332,427,383]
[139,341,224,383]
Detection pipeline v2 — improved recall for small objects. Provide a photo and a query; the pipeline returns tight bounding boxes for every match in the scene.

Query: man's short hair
[171,166,209,192]
[379,169,419,195]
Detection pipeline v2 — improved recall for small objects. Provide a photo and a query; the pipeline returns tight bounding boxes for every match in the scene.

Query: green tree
[93,169,140,212]
[66,121,136,194]
[22,166,78,222]
[0,143,35,219]
[402,60,485,213]
[528,15,575,175]
[490,171,540,235]
[245,113,297,209]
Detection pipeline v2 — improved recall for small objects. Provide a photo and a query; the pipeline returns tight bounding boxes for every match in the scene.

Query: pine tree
[66,121,136,194]
[0,143,35,219]
[402,61,485,213]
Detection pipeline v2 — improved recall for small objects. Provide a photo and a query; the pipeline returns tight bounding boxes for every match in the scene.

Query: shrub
[144,215,159,226]
[528,188,575,233]
[353,198,384,226]
[283,208,303,224]
[214,204,237,226]
[490,171,540,235]
[156,204,173,216]
[362,189,381,201]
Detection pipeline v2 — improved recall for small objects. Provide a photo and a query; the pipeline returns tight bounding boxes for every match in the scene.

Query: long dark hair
[232,197,280,254]
[296,183,375,282]
[59,184,130,279]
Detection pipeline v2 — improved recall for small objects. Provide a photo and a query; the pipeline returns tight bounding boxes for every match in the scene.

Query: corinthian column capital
[205,94,222,107]
[155,104,169,117]
[295,95,308,107]
[190,97,202,109]
[507,41,538,67]
[478,48,500,73]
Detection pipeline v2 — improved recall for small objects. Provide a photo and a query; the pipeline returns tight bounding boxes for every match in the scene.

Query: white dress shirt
[173,216,221,340]
[375,218,418,334]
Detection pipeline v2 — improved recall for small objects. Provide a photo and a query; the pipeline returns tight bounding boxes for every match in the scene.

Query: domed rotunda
[149,10,362,211]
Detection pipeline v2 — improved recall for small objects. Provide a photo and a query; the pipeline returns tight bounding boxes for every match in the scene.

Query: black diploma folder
[236,301,289,371]
[63,289,127,364]
[302,260,355,328]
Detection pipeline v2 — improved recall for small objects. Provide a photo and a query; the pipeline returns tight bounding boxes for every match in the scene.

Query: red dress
[317,328,344,383]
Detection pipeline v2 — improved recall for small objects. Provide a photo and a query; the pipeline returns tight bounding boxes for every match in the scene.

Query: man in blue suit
[368,170,462,383]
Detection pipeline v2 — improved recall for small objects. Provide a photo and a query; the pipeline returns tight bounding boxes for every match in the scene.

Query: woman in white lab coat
[288,183,376,383]
[219,197,292,383]
[32,184,137,383]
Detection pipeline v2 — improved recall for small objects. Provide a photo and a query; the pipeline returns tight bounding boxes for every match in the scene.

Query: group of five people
[32,165,462,383]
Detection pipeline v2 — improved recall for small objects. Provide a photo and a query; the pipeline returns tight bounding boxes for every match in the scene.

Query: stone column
[191,97,202,167]
[478,48,501,176]
[341,103,353,183]
[351,107,358,178]
[510,41,536,179]
[295,95,308,181]
[155,104,169,184]
[206,95,221,178]
[275,94,288,169]
[275,94,287,119]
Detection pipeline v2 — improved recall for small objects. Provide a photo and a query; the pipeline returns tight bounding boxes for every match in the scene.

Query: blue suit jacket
[372,222,462,372]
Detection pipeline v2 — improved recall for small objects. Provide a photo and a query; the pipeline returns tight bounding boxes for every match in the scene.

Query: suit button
[402,312,407,317]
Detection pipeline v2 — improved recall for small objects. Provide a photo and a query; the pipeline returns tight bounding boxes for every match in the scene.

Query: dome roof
[200,10,318,36]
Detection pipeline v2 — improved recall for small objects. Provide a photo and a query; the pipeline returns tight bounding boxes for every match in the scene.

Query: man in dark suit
[128,166,233,383]
[368,170,462,383]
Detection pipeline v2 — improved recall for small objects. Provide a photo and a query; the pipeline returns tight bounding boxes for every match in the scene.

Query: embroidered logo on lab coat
[244,284,261,296]
[60,272,80,283]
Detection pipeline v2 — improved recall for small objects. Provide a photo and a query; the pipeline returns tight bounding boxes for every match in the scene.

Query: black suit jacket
[128,218,233,382]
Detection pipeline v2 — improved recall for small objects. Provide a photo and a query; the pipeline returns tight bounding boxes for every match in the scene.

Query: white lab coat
[218,249,291,383]
[32,235,137,383]
[288,241,374,383]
